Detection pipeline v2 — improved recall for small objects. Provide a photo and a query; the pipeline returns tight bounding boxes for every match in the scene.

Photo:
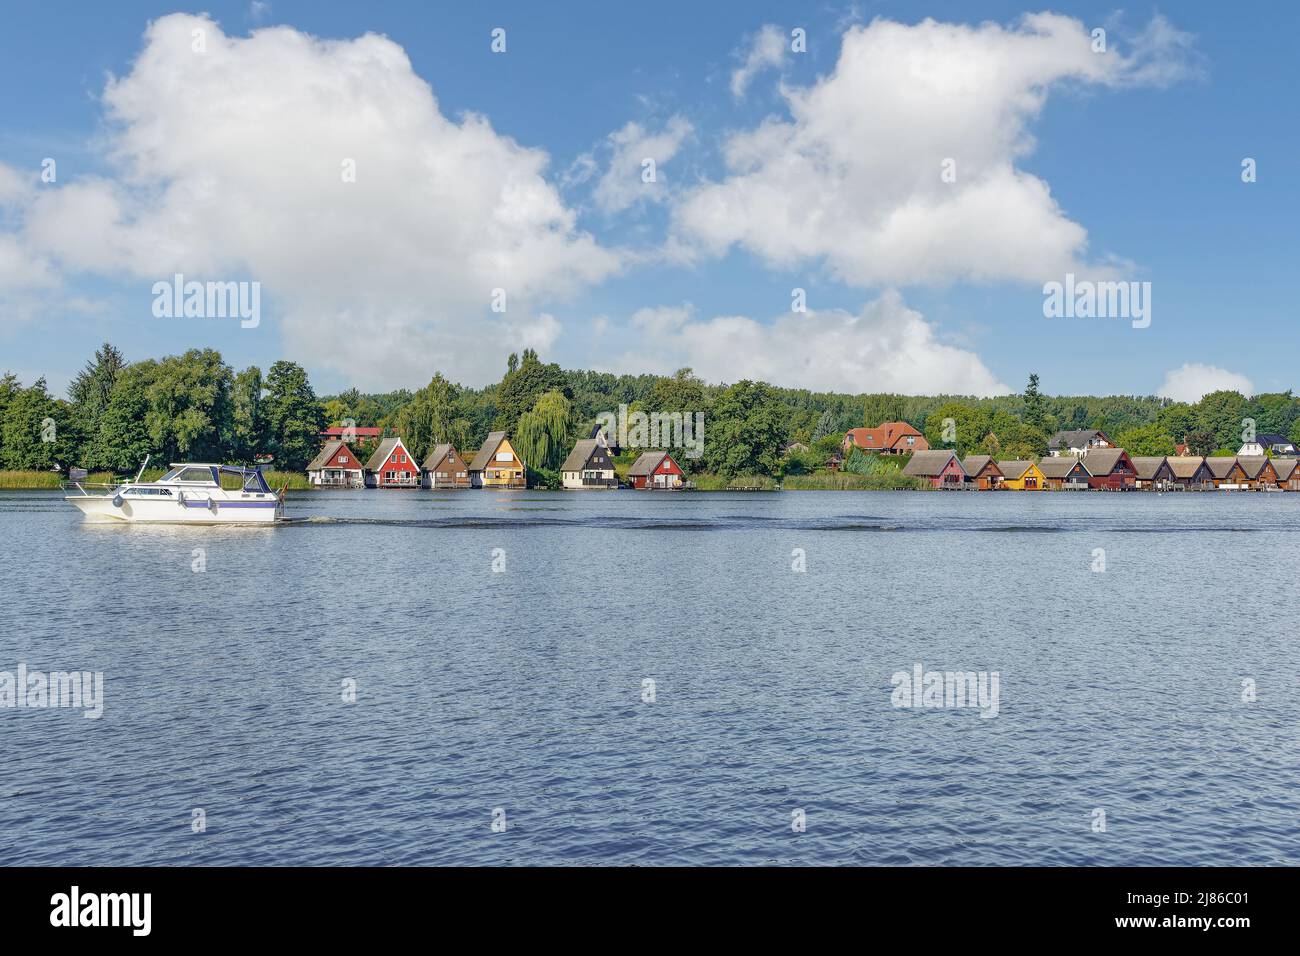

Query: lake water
[2,488,1298,865]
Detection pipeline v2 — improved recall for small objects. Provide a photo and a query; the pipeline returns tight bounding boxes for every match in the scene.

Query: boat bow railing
[60,480,121,496]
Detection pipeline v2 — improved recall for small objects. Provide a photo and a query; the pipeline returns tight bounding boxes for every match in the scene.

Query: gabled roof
[844,421,923,451]
[628,451,670,476]
[1038,456,1090,479]
[1205,457,1238,479]
[1082,448,1130,475]
[997,460,1037,480]
[1236,455,1273,479]
[1130,456,1170,480]
[1047,429,1111,450]
[589,423,616,448]
[365,437,410,472]
[1272,458,1299,480]
[421,443,459,471]
[560,439,602,473]
[1167,456,1209,479]
[306,440,360,472]
[902,449,962,478]
[1258,433,1295,448]
[961,455,1001,477]
[469,432,508,472]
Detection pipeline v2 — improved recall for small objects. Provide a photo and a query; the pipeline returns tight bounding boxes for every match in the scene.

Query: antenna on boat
[133,455,151,484]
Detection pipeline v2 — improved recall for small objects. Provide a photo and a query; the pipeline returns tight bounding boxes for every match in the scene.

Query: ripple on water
[2,489,1299,864]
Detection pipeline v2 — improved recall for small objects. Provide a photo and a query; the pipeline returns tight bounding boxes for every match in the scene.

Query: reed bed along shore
[688,474,780,492]
[0,469,313,490]
[0,470,85,489]
[782,472,930,491]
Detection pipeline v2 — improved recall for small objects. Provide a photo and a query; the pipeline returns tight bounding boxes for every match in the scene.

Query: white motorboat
[64,460,284,524]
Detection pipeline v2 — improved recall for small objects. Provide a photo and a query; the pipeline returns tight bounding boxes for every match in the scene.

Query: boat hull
[65,494,282,524]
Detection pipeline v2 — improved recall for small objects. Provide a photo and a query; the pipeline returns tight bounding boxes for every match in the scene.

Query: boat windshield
[160,466,219,484]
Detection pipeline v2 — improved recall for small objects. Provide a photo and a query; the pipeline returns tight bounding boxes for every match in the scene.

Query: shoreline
[7,481,1290,494]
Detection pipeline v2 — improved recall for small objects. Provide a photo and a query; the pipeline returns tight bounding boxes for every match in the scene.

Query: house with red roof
[306,440,364,488]
[628,451,684,489]
[364,437,420,488]
[842,422,928,455]
[319,425,384,442]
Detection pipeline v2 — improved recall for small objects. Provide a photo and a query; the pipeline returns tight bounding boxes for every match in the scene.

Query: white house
[1238,432,1298,457]
[1047,429,1113,457]
[306,440,364,488]
[560,436,616,489]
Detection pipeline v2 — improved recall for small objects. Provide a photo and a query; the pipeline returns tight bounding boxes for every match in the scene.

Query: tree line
[2,344,1295,482]
[0,345,323,473]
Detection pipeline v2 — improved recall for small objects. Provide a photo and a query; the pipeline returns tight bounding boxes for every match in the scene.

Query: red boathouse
[628,451,685,489]
[1083,448,1136,490]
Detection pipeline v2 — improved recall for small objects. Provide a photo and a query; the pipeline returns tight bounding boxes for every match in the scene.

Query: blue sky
[0,1,1296,400]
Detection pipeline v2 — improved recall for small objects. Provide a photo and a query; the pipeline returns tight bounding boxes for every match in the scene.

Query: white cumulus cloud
[6,14,620,388]
[611,291,1010,396]
[0,166,61,323]
[674,12,1197,287]
[730,24,787,98]
[587,117,693,215]
[1158,364,1254,403]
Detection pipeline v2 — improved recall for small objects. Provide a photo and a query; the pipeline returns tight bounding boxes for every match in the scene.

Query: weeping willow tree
[515,390,573,473]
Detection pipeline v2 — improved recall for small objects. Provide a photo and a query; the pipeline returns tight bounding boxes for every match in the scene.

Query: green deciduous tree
[924,402,991,457]
[1192,390,1249,453]
[988,411,1048,460]
[392,373,459,463]
[0,378,73,471]
[1115,422,1176,457]
[231,366,265,462]
[0,372,22,463]
[1245,391,1298,437]
[703,381,784,478]
[262,360,324,471]
[1155,402,1195,446]
[650,368,706,415]
[493,349,570,434]
[1184,430,1215,457]
[89,361,158,473]
[862,393,906,429]
[143,349,234,463]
